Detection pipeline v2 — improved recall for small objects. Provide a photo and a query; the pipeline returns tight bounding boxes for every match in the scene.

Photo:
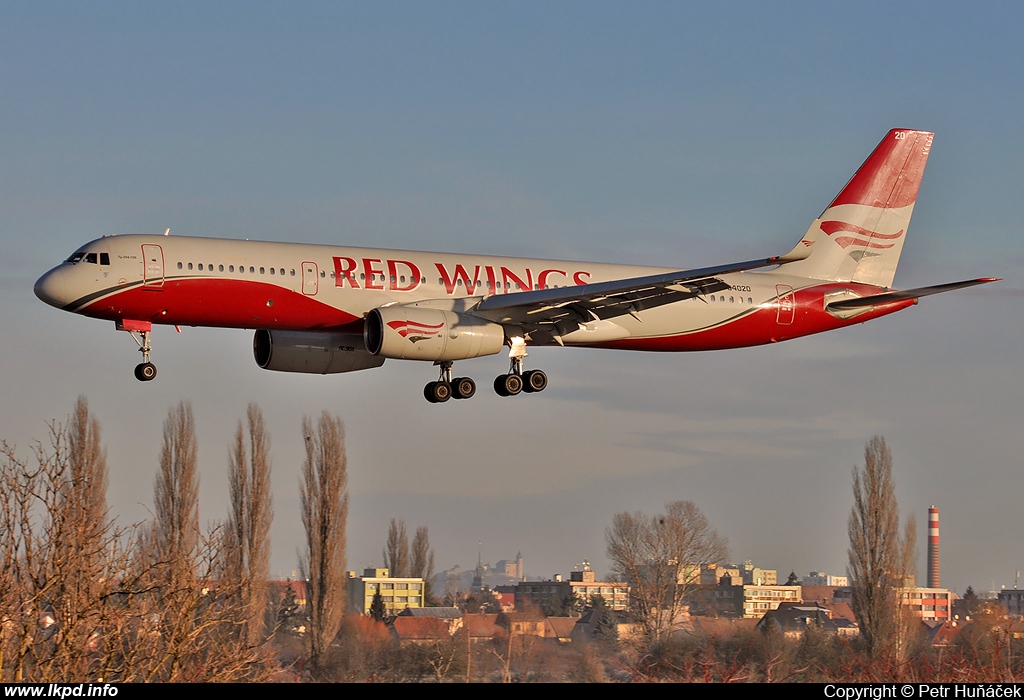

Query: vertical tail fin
[781,129,934,287]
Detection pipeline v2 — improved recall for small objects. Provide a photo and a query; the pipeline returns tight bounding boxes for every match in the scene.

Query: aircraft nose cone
[34,267,69,308]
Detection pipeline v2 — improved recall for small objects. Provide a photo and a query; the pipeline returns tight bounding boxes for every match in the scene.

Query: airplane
[34,129,997,403]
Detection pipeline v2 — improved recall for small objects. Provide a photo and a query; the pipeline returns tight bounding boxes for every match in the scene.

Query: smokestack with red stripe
[928,505,940,589]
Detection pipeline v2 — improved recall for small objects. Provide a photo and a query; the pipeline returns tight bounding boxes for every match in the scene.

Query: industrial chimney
[928,505,940,589]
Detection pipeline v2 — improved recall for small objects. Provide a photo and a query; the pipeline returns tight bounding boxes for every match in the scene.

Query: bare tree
[154,402,200,585]
[606,500,728,642]
[54,398,110,625]
[225,403,274,644]
[384,519,410,577]
[300,411,349,677]
[411,525,435,605]
[847,436,917,658]
[67,396,108,542]
[0,401,278,682]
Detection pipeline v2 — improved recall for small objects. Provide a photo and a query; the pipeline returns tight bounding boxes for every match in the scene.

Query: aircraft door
[775,284,795,325]
[302,261,318,295]
[142,244,164,287]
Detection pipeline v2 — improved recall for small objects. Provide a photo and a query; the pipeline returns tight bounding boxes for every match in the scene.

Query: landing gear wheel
[452,377,476,400]
[424,380,452,403]
[497,373,523,396]
[134,362,157,382]
[523,369,548,393]
[493,375,509,397]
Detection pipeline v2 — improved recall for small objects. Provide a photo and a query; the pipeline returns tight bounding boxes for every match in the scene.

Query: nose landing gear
[117,319,158,382]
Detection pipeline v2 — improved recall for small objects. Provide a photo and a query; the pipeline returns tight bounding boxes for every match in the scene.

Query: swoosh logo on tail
[820,220,904,250]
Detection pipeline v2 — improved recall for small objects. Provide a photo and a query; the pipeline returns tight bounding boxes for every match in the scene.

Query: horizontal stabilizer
[826,278,999,311]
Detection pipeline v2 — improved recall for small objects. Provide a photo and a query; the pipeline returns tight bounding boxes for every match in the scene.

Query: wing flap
[475,254,788,323]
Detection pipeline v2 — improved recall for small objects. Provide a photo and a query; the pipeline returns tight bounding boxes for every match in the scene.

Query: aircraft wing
[471,252,803,335]
[825,278,999,311]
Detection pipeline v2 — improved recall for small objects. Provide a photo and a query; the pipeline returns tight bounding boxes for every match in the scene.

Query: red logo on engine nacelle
[386,319,444,343]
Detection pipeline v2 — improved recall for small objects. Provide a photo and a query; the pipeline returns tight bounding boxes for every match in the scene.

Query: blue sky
[2,1,1021,593]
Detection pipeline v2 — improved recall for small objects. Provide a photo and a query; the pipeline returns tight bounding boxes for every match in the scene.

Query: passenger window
[177,262,183,270]
[229,265,234,272]
[219,264,224,272]
[188,263,193,270]
[198,264,204,271]
[259,267,265,274]
[270,268,275,275]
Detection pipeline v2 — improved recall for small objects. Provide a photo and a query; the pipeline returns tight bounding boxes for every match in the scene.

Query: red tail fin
[781,129,934,287]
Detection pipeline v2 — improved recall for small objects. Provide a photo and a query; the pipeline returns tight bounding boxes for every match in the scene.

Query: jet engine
[253,330,385,374]
[365,307,505,361]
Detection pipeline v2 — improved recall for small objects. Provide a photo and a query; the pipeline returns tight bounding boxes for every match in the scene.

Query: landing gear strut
[424,361,476,403]
[131,329,157,382]
[116,319,159,382]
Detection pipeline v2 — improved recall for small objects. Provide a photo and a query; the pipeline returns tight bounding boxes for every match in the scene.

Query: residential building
[757,602,845,638]
[347,567,426,615]
[899,587,953,622]
[997,589,1024,617]
[515,563,630,612]
[802,571,849,587]
[739,561,777,586]
[716,581,802,618]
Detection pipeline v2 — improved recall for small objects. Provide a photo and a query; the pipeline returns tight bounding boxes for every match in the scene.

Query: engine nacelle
[253,330,385,374]
[365,307,505,361]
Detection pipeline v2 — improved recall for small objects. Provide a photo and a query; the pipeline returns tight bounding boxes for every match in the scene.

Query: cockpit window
[100,253,110,265]
[66,252,85,263]
[85,253,98,264]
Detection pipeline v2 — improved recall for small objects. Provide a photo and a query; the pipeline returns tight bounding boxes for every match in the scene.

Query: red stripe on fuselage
[587,284,916,351]
[79,278,360,330]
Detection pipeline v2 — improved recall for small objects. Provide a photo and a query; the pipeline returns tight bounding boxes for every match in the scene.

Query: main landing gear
[493,335,546,398]
[423,361,476,403]
[421,337,548,403]
[493,359,547,397]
